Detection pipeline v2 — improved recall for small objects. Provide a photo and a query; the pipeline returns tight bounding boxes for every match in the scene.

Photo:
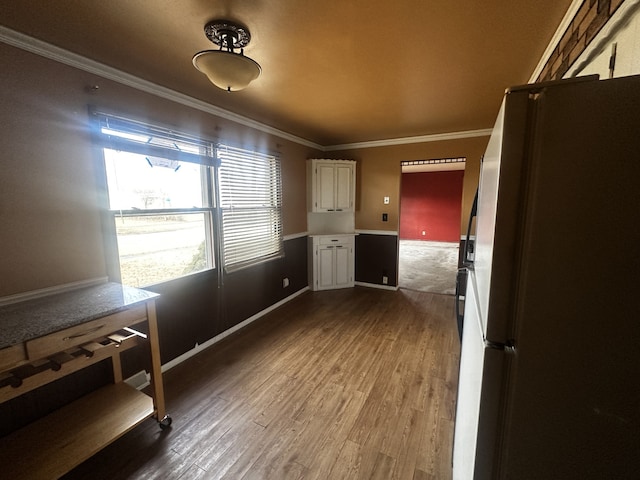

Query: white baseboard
[159,286,310,373]
[355,281,399,291]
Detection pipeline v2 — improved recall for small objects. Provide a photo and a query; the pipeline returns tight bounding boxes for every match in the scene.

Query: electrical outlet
[282,278,289,288]
[382,276,388,285]
[382,213,388,221]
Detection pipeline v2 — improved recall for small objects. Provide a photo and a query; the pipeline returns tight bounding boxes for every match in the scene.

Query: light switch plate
[383,196,390,204]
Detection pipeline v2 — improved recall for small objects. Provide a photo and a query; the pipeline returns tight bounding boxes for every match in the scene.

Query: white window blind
[217,145,283,271]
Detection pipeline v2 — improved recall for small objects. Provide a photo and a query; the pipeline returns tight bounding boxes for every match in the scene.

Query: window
[98,115,215,287]
[96,113,283,287]
[218,145,283,272]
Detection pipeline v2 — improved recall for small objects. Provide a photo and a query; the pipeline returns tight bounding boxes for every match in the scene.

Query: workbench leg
[111,352,123,383]
[146,300,167,423]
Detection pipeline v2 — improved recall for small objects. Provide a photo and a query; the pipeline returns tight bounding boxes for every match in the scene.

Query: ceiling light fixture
[192,20,261,92]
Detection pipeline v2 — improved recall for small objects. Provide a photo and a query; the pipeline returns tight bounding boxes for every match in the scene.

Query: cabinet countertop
[0,282,159,350]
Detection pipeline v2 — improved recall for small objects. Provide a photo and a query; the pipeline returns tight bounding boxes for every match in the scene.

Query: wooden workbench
[0,282,170,479]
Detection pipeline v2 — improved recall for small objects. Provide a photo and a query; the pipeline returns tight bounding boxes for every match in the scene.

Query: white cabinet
[309,235,355,290]
[306,159,356,290]
[308,159,355,212]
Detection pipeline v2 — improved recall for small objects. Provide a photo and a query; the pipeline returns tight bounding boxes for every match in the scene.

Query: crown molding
[323,128,493,151]
[1,26,492,152]
[0,26,324,150]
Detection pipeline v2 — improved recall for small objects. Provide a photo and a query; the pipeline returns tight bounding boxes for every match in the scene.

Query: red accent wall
[400,170,464,242]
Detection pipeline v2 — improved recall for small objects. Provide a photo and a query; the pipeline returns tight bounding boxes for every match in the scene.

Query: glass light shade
[193,50,261,92]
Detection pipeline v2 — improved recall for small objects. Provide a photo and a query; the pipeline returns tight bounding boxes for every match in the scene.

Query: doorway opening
[398,158,465,295]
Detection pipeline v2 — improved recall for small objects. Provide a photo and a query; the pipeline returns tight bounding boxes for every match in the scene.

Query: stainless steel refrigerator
[453,74,640,479]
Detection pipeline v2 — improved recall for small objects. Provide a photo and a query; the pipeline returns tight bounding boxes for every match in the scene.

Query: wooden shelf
[0,382,154,480]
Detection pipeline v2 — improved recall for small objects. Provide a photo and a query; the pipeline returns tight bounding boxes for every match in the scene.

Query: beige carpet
[398,240,459,295]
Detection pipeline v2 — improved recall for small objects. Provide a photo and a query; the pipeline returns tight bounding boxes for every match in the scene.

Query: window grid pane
[98,113,216,166]
[104,149,204,210]
[115,213,209,287]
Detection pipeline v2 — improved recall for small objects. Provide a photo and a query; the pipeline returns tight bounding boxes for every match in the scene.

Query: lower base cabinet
[309,235,355,290]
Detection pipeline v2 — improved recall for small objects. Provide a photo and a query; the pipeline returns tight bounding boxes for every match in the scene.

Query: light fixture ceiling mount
[193,20,261,92]
[204,21,251,49]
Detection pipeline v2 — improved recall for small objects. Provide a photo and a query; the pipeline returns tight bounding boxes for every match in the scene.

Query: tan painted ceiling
[2,0,573,147]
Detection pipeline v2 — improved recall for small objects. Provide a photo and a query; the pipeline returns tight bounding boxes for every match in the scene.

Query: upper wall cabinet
[307,159,356,213]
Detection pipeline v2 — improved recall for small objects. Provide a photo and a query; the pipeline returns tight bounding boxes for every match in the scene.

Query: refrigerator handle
[485,339,517,354]
[462,188,479,266]
[455,268,468,342]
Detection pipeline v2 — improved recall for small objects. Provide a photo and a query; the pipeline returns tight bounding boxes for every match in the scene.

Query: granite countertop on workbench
[0,282,159,350]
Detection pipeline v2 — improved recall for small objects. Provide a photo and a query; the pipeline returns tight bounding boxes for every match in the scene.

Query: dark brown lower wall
[144,269,221,365]
[145,234,308,364]
[222,235,308,333]
[355,233,399,287]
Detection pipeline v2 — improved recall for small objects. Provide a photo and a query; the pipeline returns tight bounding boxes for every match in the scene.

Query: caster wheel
[158,415,172,430]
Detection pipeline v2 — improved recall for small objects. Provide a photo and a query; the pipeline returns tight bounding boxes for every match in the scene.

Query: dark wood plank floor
[63,287,460,480]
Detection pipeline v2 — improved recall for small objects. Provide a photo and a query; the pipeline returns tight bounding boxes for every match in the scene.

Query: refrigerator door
[453,270,485,479]
[497,75,640,479]
[453,89,532,480]
[453,271,507,480]
[473,90,531,341]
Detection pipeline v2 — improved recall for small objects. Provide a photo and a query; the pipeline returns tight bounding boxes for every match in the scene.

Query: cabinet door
[334,164,353,212]
[318,246,335,288]
[334,245,351,287]
[316,164,336,211]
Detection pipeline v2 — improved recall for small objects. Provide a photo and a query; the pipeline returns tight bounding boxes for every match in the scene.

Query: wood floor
[63,287,460,480]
